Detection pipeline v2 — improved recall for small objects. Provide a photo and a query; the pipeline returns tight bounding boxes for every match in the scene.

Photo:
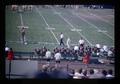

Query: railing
[13,51,114,63]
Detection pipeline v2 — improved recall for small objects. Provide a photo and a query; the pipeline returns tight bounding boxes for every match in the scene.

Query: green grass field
[5,6,114,52]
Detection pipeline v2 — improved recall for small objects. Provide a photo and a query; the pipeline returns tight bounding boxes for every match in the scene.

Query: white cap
[96,44,101,48]
[5,47,9,51]
[74,46,79,50]
[97,53,100,55]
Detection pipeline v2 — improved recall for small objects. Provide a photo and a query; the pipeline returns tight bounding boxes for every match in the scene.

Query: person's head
[102,70,107,76]
[108,69,113,75]
[42,64,49,72]
[47,49,50,51]
[9,48,13,51]
[89,69,94,75]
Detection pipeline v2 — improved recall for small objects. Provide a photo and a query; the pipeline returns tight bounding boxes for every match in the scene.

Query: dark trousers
[60,38,64,46]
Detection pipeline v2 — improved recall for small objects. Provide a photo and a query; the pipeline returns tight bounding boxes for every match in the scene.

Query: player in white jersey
[54,51,62,68]
[79,37,85,47]
[74,45,79,51]
[96,44,101,49]
[45,49,51,65]
[66,37,71,48]
[60,32,65,46]
[103,45,108,52]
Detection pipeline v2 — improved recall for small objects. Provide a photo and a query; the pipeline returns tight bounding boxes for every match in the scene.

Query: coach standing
[7,48,14,60]
[7,48,14,79]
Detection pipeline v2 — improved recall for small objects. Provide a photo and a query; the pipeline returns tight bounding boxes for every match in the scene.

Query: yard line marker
[35,7,59,44]
[50,6,93,46]
[71,29,82,32]
[46,27,55,30]
[72,11,114,40]
[97,30,107,33]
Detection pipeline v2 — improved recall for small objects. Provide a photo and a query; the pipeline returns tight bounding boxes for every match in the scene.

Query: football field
[6,6,114,52]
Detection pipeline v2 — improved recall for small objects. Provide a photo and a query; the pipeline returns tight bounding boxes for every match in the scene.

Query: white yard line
[72,11,114,40]
[19,13,24,26]
[35,7,59,44]
[6,40,76,46]
[50,6,93,46]
[6,40,114,47]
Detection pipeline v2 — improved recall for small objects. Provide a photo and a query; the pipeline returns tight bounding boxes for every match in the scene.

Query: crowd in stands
[34,64,114,79]
[34,44,114,61]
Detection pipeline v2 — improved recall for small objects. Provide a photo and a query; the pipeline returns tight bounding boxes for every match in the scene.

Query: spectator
[83,52,90,65]
[34,64,51,79]
[99,48,104,57]
[107,49,113,57]
[5,46,9,58]
[88,69,97,79]
[48,67,71,79]
[69,69,75,79]
[54,51,62,68]
[106,69,114,79]
[103,45,108,52]
[96,44,101,50]
[34,48,40,58]
[82,70,89,79]
[41,46,47,57]
[78,68,84,77]
[45,49,52,65]
[101,70,107,79]
[79,45,84,57]
[73,69,81,79]
[7,48,14,60]
[93,69,103,79]
[74,45,79,51]
[102,45,108,57]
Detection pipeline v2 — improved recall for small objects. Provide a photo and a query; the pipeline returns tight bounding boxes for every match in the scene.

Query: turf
[5,6,114,52]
